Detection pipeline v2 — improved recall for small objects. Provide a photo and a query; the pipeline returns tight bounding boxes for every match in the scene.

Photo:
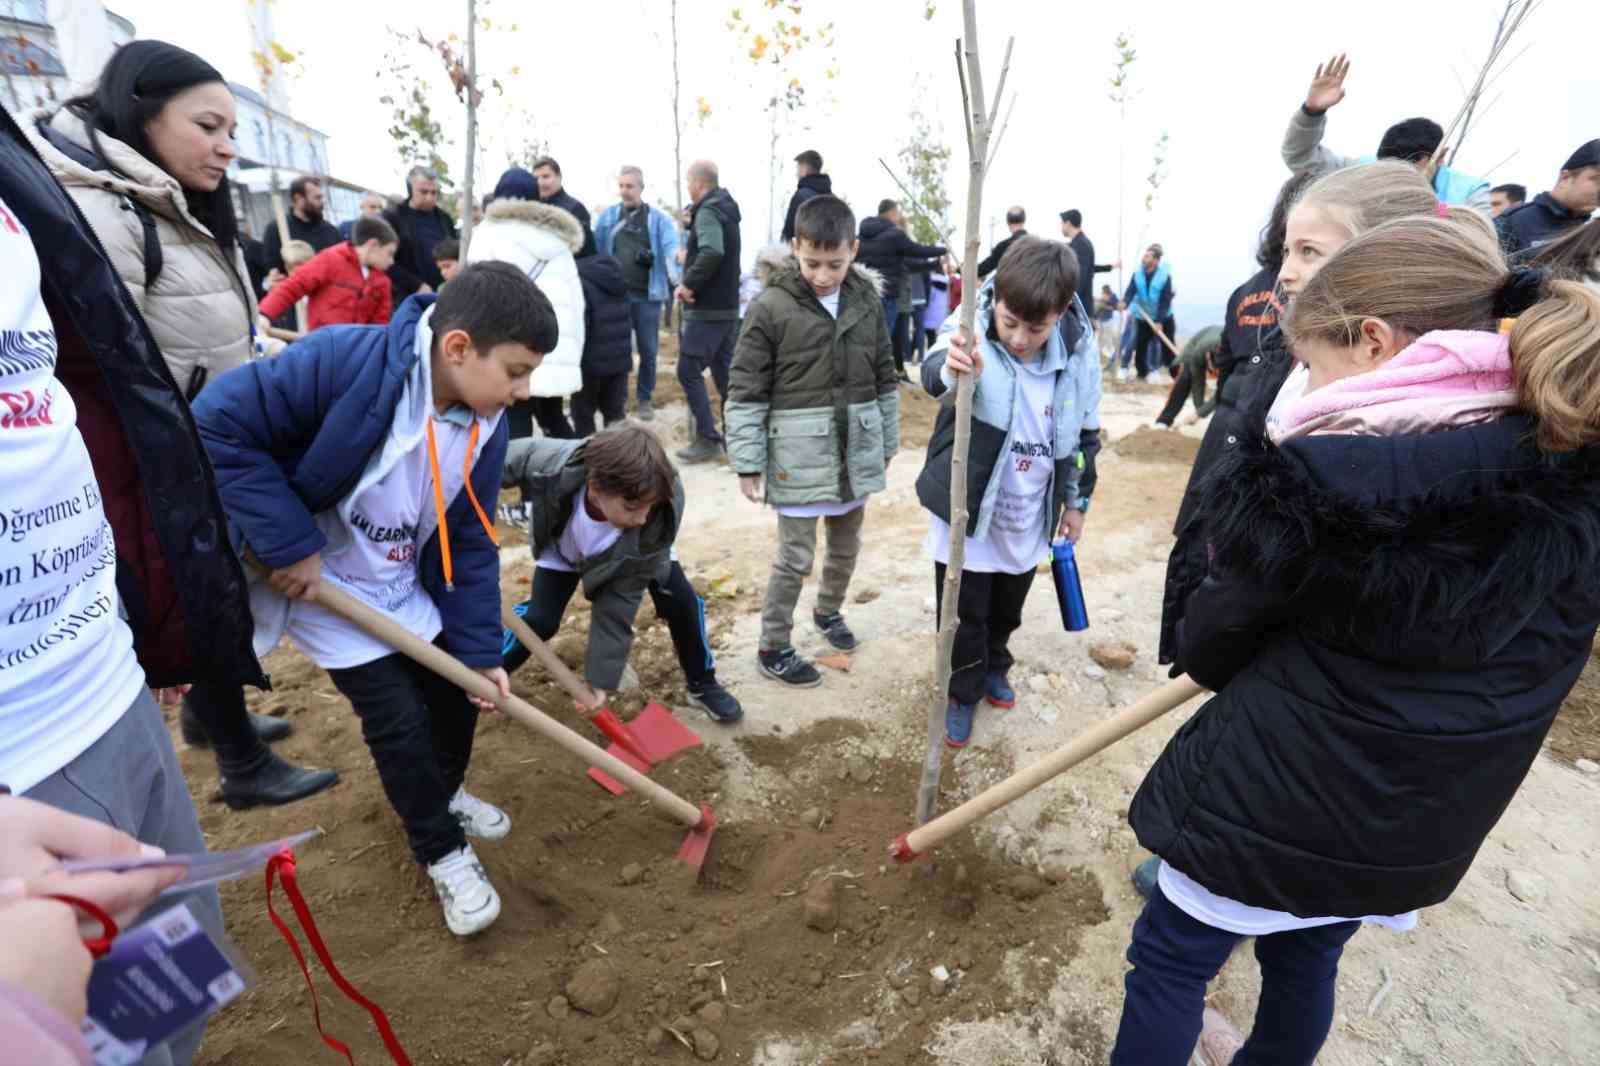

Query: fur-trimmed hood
[480,198,585,253]
[1203,415,1600,664]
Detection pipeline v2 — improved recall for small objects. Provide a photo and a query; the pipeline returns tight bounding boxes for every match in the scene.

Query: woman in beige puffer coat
[23,43,261,400]
[22,40,337,811]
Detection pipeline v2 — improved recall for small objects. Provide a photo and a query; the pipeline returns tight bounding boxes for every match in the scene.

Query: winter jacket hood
[0,105,263,689]
[22,105,256,398]
[193,295,508,667]
[725,261,898,506]
[1134,415,1600,917]
[501,437,685,691]
[467,198,586,396]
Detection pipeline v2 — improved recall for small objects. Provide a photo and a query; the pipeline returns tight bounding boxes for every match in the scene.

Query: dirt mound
[1111,425,1200,465]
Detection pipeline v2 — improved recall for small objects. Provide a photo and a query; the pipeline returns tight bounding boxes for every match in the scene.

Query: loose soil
[177,348,1598,1065]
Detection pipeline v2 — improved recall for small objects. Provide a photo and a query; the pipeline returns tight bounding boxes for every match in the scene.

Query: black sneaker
[757,647,822,688]
[676,438,724,465]
[687,678,744,723]
[813,611,859,652]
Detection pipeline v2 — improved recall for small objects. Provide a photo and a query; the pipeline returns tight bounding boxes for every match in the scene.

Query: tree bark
[462,0,478,252]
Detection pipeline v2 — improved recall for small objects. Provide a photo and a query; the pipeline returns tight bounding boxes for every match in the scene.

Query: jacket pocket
[768,411,837,496]
[845,404,887,497]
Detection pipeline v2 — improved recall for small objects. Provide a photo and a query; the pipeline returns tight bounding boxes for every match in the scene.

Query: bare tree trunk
[916,2,1012,829]
[670,0,683,219]
[462,0,477,252]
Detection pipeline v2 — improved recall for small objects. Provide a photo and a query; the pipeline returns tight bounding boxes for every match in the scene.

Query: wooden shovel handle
[500,604,600,707]
[892,674,1206,861]
[310,584,706,829]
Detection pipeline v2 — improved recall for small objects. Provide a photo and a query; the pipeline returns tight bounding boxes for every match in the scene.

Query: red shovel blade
[627,702,702,764]
[675,805,718,868]
[587,743,652,795]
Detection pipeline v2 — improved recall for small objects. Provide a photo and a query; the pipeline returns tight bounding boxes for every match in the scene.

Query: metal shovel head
[627,702,702,764]
[587,743,652,795]
[675,804,718,868]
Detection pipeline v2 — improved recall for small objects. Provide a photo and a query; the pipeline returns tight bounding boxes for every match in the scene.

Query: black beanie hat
[1562,139,1600,172]
[493,167,539,202]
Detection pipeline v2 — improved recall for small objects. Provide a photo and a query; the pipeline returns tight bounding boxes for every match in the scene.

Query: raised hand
[1304,54,1350,114]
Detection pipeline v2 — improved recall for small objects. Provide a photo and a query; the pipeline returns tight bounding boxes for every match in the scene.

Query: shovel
[890,675,1205,862]
[500,606,702,796]
[312,584,718,867]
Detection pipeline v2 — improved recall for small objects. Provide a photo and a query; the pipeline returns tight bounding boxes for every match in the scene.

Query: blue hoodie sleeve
[437,416,509,667]
[192,331,355,569]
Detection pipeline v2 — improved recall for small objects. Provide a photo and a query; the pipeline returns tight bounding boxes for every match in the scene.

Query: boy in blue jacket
[191,262,557,937]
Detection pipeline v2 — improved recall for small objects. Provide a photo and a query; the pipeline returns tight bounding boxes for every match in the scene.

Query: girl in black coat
[1114,213,1600,1065]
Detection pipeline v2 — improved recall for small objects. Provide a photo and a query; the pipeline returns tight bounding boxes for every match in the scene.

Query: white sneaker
[427,845,501,936]
[1116,365,1130,382]
[449,786,511,840]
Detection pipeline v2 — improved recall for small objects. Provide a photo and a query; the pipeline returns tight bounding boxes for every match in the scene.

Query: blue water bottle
[1051,538,1090,632]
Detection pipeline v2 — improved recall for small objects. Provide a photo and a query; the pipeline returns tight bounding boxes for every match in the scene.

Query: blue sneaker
[944,699,977,749]
[687,678,744,724]
[984,671,1016,709]
[1132,856,1160,900]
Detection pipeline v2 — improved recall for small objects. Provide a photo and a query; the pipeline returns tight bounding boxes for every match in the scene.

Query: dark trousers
[1134,318,1164,378]
[531,396,575,439]
[911,316,930,363]
[891,311,912,372]
[1110,885,1360,1066]
[325,645,480,865]
[933,562,1036,705]
[1156,365,1197,426]
[183,677,266,774]
[679,318,735,444]
[628,297,662,402]
[502,560,716,688]
[572,371,629,436]
[879,296,900,369]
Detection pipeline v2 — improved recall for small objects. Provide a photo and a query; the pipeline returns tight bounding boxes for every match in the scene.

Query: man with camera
[594,166,681,421]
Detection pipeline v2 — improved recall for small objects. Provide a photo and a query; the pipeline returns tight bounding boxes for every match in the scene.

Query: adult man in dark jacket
[262,174,342,281]
[385,165,459,301]
[855,199,947,347]
[781,149,832,242]
[674,159,743,464]
[1496,139,1600,257]
[533,156,597,259]
[1059,209,1113,319]
[976,205,1026,278]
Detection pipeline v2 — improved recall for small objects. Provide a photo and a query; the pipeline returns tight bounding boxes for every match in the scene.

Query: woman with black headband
[21,41,337,810]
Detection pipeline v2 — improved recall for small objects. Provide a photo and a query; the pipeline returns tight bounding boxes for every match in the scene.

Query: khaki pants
[760,506,866,651]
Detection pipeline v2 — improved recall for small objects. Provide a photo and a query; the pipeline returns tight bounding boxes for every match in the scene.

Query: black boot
[182,704,292,748]
[219,751,339,810]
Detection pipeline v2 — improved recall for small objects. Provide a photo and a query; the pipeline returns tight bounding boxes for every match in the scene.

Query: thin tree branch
[985,92,1017,173]
[878,158,954,245]
[954,38,975,160]
[985,36,1015,131]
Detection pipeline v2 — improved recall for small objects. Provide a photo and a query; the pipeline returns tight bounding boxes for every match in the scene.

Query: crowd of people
[0,29,1596,1066]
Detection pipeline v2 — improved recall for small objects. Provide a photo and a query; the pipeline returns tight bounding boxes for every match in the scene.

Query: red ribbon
[265,849,412,1065]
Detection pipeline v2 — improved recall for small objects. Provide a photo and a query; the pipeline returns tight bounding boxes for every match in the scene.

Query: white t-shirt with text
[538,487,624,572]
[925,360,1056,574]
[0,195,145,792]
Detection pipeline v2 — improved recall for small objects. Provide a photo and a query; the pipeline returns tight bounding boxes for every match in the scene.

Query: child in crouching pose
[1115,213,1600,1065]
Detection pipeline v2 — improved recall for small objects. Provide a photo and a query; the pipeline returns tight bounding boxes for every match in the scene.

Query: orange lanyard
[424,416,499,591]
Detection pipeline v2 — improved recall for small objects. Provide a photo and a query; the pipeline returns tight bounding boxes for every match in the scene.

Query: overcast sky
[111,0,1599,320]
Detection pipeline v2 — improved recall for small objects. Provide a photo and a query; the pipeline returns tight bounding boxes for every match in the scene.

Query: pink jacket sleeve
[0,979,93,1066]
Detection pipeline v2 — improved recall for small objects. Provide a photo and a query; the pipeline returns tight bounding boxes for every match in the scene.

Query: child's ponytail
[1509,276,1600,452]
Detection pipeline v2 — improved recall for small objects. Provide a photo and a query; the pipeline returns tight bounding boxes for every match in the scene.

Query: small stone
[670,1015,697,1034]
[645,1027,667,1053]
[1027,674,1051,694]
[1040,862,1074,884]
[804,877,839,932]
[689,988,714,1010]
[854,588,881,604]
[567,958,621,1016]
[620,862,645,885]
[547,995,571,1020]
[845,755,873,784]
[1035,703,1060,725]
[1083,663,1107,681]
[902,985,922,1007]
[922,596,936,614]
[957,947,975,970]
[1089,640,1138,670]
[929,965,950,997]
[804,967,825,988]
[523,1041,558,1066]
[692,1026,721,1060]
[1507,869,1547,905]
[998,874,1048,901]
[698,1001,727,1027]
[599,911,625,936]
[799,806,823,828]
[1576,758,1600,775]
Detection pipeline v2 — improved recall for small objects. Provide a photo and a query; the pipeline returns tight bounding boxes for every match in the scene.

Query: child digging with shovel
[1113,212,1600,1064]
[500,424,744,724]
[192,262,556,938]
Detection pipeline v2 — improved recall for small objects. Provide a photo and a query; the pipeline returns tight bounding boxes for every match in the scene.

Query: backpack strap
[122,195,163,289]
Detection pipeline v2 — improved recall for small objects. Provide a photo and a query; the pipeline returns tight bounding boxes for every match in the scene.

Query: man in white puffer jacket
[469,168,586,439]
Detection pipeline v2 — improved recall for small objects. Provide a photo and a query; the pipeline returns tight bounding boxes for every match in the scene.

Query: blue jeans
[880,295,899,338]
[1110,885,1360,1066]
[627,296,662,402]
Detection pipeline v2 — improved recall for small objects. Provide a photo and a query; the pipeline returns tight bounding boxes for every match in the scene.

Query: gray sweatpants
[760,507,867,651]
[25,688,223,1066]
